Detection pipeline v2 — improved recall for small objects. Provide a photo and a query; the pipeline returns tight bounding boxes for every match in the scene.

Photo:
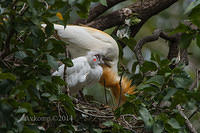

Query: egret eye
[93,58,97,62]
[94,54,100,61]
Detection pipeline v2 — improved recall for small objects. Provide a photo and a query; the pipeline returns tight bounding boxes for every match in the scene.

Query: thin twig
[122,114,138,120]
[42,0,49,10]
[103,79,108,104]
[188,108,199,120]
[197,69,199,89]
[1,18,15,59]
[117,67,125,108]
[189,68,200,90]
[176,104,198,133]
[11,0,18,9]
[121,115,134,129]
[57,102,62,117]
[74,107,114,118]
[120,115,137,132]
[64,47,70,96]
[18,3,27,15]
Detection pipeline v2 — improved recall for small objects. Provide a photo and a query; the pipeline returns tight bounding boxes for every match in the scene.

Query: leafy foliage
[0,0,101,132]
[118,54,199,132]
[0,0,200,133]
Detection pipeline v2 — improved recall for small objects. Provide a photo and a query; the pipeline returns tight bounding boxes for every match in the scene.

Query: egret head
[87,52,104,68]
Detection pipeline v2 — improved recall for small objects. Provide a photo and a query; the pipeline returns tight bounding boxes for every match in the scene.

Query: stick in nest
[104,79,108,104]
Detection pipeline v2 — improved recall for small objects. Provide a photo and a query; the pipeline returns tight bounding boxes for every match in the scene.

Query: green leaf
[180,33,193,49]
[22,126,37,133]
[136,83,151,90]
[141,61,157,73]
[139,107,154,129]
[102,120,114,127]
[0,73,16,81]
[41,93,51,97]
[196,33,200,48]
[132,61,139,73]
[151,53,161,65]
[189,4,200,28]
[45,22,54,37]
[145,75,164,87]
[121,37,137,51]
[59,94,75,117]
[47,54,58,70]
[93,128,102,133]
[63,10,71,27]
[48,38,68,53]
[49,95,58,102]
[163,88,177,101]
[130,16,141,25]
[153,121,164,133]
[171,90,188,107]
[15,51,27,59]
[75,0,91,18]
[52,76,66,86]
[16,108,28,113]
[167,118,181,129]
[170,24,190,35]
[62,58,73,67]
[185,0,200,14]
[100,0,107,6]
[21,103,34,115]
[174,77,192,89]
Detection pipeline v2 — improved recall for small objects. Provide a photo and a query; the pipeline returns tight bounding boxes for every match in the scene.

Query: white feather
[42,24,119,72]
[52,54,103,95]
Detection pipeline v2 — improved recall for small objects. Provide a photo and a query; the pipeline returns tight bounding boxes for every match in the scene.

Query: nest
[73,98,144,132]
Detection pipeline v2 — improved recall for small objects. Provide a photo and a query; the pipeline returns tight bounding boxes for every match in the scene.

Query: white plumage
[52,52,103,95]
[42,24,119,72]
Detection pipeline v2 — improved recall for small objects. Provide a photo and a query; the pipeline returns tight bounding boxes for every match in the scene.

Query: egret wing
[53,24,119,60]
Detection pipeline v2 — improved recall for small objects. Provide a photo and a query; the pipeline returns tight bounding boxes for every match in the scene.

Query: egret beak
[102,56,112,67]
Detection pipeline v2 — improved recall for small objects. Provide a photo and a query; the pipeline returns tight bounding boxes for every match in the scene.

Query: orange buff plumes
[99,66,135,106]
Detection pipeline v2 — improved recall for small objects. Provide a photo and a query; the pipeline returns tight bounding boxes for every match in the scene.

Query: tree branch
[133,29,178,65]
[133,29,188,67]
[86,0,178,35]
[75,0,126,24]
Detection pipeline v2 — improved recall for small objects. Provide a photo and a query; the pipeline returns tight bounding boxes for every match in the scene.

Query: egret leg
[78,89,87,102]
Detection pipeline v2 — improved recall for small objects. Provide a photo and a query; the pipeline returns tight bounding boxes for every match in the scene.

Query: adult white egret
[44,24,135,105]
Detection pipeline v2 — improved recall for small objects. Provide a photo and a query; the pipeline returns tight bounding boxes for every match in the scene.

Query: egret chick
[52,52,104,95]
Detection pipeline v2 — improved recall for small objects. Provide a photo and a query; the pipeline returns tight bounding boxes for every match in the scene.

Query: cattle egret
[43,24,135,106]
[99,66,135,106]
[52,52,104,95]
[41,24,119,72]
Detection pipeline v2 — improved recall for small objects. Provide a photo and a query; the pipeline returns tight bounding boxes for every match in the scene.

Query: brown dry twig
[74,101,114,119]
[176,104,198,133]
[103,79,108,104]
[63,47,70,96]
[117,66,126,108]
[133,29,179,65]
[189,69,200,90]
[18,3,28,16]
